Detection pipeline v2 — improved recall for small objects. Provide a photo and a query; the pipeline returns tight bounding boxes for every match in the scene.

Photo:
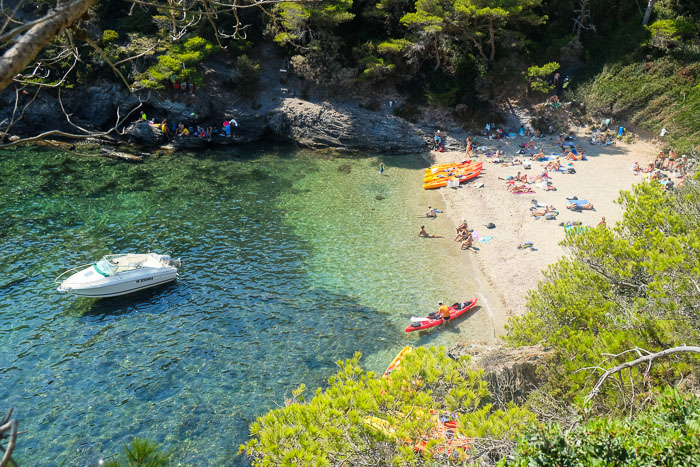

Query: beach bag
[545,213,556,220]
[567,167,576,174]
[486,223,496,229]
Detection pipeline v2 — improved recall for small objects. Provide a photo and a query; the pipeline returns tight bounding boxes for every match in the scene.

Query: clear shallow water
[0,145,485,465]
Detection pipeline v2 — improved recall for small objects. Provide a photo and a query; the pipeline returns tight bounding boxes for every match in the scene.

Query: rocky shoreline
[1,78,431,154]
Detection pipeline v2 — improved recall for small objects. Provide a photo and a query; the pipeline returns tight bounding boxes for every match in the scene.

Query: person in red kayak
[439,301,451,326]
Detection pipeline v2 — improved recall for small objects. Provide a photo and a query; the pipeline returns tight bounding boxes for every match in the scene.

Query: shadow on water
[62,282,186,318]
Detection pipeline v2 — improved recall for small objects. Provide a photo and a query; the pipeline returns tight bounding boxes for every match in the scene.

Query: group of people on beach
[146,116,240,140]
[632,149,688,190]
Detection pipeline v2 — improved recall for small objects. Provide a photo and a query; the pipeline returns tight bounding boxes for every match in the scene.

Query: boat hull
[57,268,177,297]
[405,299,478,332]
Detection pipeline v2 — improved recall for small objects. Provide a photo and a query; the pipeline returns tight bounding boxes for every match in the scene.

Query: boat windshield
[94,257,118,277]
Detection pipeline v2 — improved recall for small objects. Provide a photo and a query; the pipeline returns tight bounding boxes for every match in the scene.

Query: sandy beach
[419,129,661,337]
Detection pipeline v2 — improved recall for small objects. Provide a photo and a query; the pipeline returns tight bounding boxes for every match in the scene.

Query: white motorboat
[56,253,181,298]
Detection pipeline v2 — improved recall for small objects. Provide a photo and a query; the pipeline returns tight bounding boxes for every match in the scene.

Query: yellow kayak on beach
[423,161,482,183]
[424,160,474,174]
[423,164,482,189]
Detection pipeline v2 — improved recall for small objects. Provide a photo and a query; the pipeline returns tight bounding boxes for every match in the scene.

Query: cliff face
[1,79,428,154]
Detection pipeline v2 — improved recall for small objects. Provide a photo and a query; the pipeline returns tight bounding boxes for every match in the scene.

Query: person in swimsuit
[379,162,385,174]
[419,226,442,238]
[460,235,473,249]
[439,301,450,326]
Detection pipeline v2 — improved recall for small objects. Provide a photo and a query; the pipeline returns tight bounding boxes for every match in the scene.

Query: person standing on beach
[379,162,385,174]
[439,301,450,326]
[466,136,473,157]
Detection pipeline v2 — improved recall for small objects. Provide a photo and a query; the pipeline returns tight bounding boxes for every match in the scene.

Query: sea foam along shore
[424,128,661,332]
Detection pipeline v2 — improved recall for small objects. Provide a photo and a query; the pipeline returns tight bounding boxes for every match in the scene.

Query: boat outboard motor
[155,254,182,268]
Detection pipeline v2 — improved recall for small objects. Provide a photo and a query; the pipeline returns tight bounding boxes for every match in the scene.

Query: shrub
[104,438,169,467]
[527,62,560,94]
[101,30,118,44]
[240,347,534,465]
[144,36,217,89]
[235,55,260,96]
[505,390,700,466]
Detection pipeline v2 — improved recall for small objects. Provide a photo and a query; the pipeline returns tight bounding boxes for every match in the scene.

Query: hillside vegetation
[4,0,698,152]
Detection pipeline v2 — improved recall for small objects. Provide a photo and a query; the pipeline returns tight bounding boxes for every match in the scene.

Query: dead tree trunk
[642,0,657,26]
[0,0,98,92]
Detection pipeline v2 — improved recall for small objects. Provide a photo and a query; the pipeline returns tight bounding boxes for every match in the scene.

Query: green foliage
[377,39,411,55]
[427,87,459,106]
[572,58,699,153]
[240,347,534,465]
[235,55,261,96]
[526,62,559,94]
[358,57,396,82]
[103,438,169,467]
[505,390,700,466]
[646,18,698,51]
[101,30,118,44]
[506,179,700,412]
[143,36,217,89]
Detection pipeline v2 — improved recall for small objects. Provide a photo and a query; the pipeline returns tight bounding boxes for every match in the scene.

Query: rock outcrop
[265,98,426,154]
[449,343,551,407]
[124,120,165,146]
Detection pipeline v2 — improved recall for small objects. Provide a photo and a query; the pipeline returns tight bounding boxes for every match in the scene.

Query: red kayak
[405,298,478,332]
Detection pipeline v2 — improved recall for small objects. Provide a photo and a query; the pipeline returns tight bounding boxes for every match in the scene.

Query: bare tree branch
[0,102,143,148]
[585,345,700,403]
[0,0,98,91]
[81,33,132,91]
[0,408,18,467]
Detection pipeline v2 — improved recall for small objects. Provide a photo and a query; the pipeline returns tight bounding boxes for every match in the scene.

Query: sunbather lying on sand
[510,184,533,194]
[567,202,594,210]
[531,205,557,216]
[565,150,583,161]
[502,158,523,167]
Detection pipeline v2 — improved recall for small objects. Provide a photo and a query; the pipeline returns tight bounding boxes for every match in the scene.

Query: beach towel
[479,236,492,242]
[568,199,589,205]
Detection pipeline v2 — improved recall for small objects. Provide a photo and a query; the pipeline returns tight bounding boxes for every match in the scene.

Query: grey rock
[124,120,165,145]
[265,98,425,154]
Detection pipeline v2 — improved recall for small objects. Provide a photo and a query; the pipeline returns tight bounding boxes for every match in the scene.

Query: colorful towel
[568,199,589,205]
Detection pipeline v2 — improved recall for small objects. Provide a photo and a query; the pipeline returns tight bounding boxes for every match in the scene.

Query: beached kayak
[423,165,482,190]
[405,298,478,332]
[424,160,474,174]
[383,346,411,378]
[423,161,481,183]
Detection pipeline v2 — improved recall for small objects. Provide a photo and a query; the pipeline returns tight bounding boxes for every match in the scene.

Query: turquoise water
[0,145,486,465]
